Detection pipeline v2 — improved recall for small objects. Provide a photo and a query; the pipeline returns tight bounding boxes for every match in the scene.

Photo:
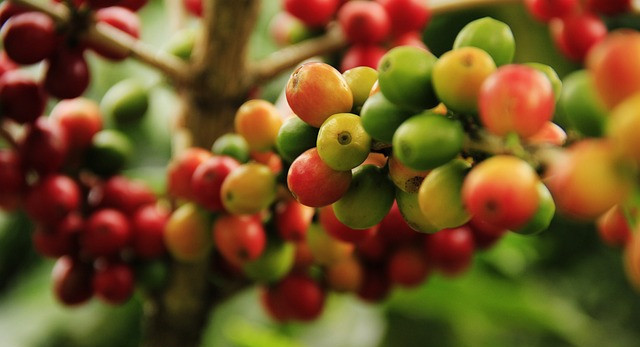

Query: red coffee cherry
[190,155,240,212]
[585,0,631,15]
[1,12,57,65]
[52,256,94,306]
[275,273,326,321]
[167,147,212,200]
[425,226,475,276]
[44,48,90,99]
[596,205,632,248]
[275,199,314,242]
[357,265,391,303]
[340,44,387,72]
[0,149,26,210]
[375,0,431,36]
[319,206,377,244]
[91,175,156,215]
[0,70,47,124]
[89,6,141,60]
[550,13,607,62]
[20,117,69,175]
[338,1,390,44]
[93,262,135,304]
[524,0,578,22]
[0,51,18,78]
[82,209,132,257]
[32,212,82,258]
[387,246,429,287]
[182,0,202,16]
[213,214,266,267]
[131,204,169,259]
[25,174,81,227]
[284,0,341,28]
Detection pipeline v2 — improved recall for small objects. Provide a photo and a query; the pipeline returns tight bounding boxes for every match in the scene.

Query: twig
[430,0,521,15]
[249,25,347,84]
[9,0,190,83]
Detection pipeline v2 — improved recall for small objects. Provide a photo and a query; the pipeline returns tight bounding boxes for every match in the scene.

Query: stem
[430,0,521,15]
[250,25,347,84]
[9,0,190,83]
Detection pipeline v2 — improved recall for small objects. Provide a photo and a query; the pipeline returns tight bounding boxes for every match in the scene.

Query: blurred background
[1,0,640,346]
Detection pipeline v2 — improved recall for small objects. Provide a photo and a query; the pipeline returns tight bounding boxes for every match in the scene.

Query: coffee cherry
[213,214,266,267]
[586,0,631,15]
[333,165,395,229]
[234,99,283,152]
[25,174,80,227]
[432,46,496,114]
[327,256,363,292]
[340,45,387,73]
[395,189,438,233]
[190,155,240,212]
[0,149,26,210]
[524,0,578,22]
[378,201,420,244]
[387,246,429,287]
[82,209,132,257]
[182,0,202,16]
[609,93,640,163]
[269,11,314,47]
[244,240,295,283]
[276,274,326,321]
[342,66,378,108]
[588,30,640,109]
[261,285,292,322]
[90,6,141,60]
[286,62,353,128]
[545,140,633,220]
[275,200,314,242]
[512,182,555,235]
[426,226,475,276]
[387,154,428,193]
[287,148,352,207]
[52,256,94,306]
[559,70,607,137]
[525,121,567,147]
[20,117,69,175]
[377,46,438,110]
[462,155,540,230]
[0,51,18,78]
[131,204,169,259]
[360,92,411,144]
[479,64,555,138]
[391,31,427,49]
[101,79,149,125]
[167,147,212,200]
[467,217,507,250]
[164,203,211,262]
[119,0,148,11]
[50,98,103,151]
[91,175,156,215]
[338,1,390,44]
[276,116,319,163]
[317,112,371,171]
[419,158,471,230]
[284,0,340,27]
[319,206,377,243]
[85,129,133,177]
[0,2,27,28]
[93,262,135,304]
[307,223,354,266]
[44,48,90,99]
[212,133,251,163]
[0,70,47,124]
[596,205,632,247]
[1,12,56,65]
[32,213,82,258]
[392,111,464,170]
[524,62,562,101]
[221,163,277,215]
[375,0,430,36]
[551,13,607,62]
[357,266,390,302]
[453,17,515,67]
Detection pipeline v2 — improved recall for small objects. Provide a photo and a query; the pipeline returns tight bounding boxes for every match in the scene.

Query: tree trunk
[142,1,260,346]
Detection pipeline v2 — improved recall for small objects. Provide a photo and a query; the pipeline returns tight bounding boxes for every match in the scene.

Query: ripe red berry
[93,262,135,304]
[377,201,420,245]
[387,246,429,287]
[20,117,69,175]
[131,204,169,259]
[524,0,578,22]
[551,13,607,62]
[260,286,292,322]
[375,0,431,36]
[338,1,390,44]
[190,155,240,212]
[52,256,94,306]
[340,44,387,72]
[467,218,507,250]
[596,205,632,248]
[89,6,141,60]
[167,147,212,200]
[90,175,156,215]
[45,48,90,99]
[357,266,391,303]
[118,0,149,11]
[0,149,26,210]
[284,0,341,28]
[425,226,475,276]
[82,209,132,257]
[0,51,18,78]
[0,70,47,124]
[183,0,202,17]
[585,0,631,15]
[50,98,103,151]
[25,174,81,227]
[212,214,266,267]
[276,274,326,321]
[275,199,314,242]
[1,12,57,65]
[32,213,82,258]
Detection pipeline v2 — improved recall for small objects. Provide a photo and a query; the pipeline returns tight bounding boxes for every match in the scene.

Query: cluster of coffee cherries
[0,89,169,306]
[163,92,507,322]
[0,0,143,109]
[278,17,640,301]
[268,0,430,72]
[524,0,633,62]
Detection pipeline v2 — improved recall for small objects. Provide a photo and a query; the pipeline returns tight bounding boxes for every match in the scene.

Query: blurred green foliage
[1,1,640,347]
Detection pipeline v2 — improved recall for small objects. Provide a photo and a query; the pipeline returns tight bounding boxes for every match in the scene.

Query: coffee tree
[1,0,640,346]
